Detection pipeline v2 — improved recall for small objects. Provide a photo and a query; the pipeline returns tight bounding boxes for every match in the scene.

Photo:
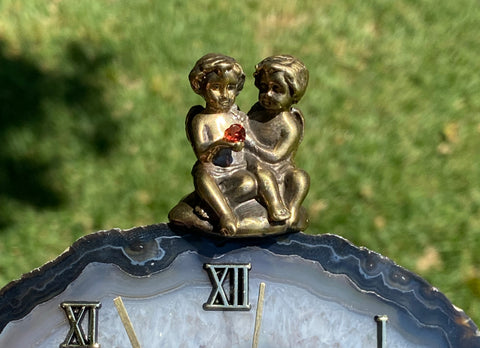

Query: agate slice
[0,224,478,347]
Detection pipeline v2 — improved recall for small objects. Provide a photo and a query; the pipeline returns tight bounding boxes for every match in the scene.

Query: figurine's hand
[201,139,239,162]
[244,136,255,151]
[224,124,245,142]
[231,141,244,152]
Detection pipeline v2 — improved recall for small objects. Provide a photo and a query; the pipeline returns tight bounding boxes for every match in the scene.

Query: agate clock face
[0,224,478,348]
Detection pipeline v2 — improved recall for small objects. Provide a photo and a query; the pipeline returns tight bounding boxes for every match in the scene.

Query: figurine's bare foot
[168,200,214,233]
[287,207,308,231]
[219,216,238,236]
[268,205,291,222]
[194,206,209,220]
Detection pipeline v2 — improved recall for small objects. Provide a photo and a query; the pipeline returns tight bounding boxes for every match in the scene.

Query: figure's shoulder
[247,102,264,118]
[186,105,205,120]
[289,107,305,142]
[186,105,205,124]
[230,104,247,123]
[185,105,205,143]
[289,107,305,128]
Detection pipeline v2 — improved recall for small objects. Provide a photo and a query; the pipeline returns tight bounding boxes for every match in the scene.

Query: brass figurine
[169,53,310,237]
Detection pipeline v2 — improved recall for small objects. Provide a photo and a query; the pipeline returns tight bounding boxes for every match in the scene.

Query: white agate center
[0,248,439,347]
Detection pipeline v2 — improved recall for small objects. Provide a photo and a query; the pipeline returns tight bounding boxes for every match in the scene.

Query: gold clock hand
[252,282,266,348]
[375,315,388,348]
[113,296,142,348]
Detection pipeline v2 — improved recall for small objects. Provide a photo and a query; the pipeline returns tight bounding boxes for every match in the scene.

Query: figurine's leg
[168,192,214,232]
[255,165,290,222]
[284,168,310,228]
[193,165,237,236]
[220,170,257,204]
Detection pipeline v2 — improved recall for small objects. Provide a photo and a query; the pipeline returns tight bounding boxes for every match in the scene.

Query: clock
[0,223,479,347]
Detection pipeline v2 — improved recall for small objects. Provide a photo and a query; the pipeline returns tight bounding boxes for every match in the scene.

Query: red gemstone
[224,124,246,142]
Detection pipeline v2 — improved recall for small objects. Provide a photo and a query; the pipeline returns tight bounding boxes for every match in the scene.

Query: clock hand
[113,296,142,348]
[375,315,388,348]
[252,282,266,348]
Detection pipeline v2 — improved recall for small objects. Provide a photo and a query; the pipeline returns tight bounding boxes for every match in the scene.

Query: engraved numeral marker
[60,301,101,348]
[203,263,251,311]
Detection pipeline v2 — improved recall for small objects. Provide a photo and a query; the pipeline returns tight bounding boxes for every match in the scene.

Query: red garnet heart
[224,124,246,142]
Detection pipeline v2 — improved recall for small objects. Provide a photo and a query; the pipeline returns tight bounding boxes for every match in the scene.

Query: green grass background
[1,0,479,325]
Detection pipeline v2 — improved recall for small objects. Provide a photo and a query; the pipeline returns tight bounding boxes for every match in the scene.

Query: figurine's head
[253,55,308,111]
[189,53,245,112]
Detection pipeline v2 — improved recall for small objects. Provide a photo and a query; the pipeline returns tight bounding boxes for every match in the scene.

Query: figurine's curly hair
[253,55,309,104]
[189,53,245,96]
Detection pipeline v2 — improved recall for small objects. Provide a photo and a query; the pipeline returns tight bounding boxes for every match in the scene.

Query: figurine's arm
[199,139,243,163]
[190,115,243,162]
[246,112,302,164]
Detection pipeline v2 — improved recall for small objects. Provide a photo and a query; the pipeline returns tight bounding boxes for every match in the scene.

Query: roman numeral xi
[60,301,101,348]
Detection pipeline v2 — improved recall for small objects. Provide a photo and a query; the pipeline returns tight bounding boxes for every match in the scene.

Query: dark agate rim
[0,223,478,347]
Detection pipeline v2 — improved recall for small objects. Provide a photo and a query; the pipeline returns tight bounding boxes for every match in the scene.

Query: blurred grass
[0,0,479,324]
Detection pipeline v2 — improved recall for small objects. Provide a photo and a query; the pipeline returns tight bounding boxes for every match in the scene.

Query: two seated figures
[169,53,310,237]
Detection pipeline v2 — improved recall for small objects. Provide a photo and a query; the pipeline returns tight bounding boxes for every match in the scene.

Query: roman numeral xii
[203,263,251,311]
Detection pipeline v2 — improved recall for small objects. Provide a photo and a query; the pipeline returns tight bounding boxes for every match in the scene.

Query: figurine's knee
[284,169,310,206]
[287,169,309,191]
[192,162,208,178]
[297,169,310,191]
[239,173,257,196]
[256,166,277,188]
[223,171,257,203]
[192,165,211,189]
